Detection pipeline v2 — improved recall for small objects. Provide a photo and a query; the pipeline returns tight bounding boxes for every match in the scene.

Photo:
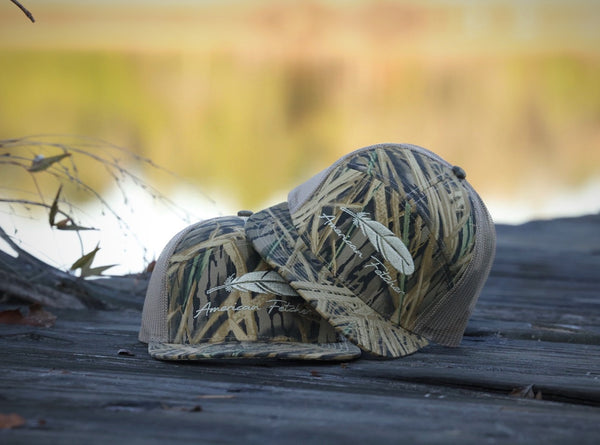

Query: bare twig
[0,198,67,219]
[9,0,35,23]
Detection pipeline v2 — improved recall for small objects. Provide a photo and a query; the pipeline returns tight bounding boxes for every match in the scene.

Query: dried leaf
[70,245,100,271]
[145,260,156,274]
[0,309,24,325]
[509,384,542,399]
[0,304,56,328]
[27,153,71,172]
[117,349,135,357]
[0,413,26,429]
[54,218,71,228]
[55,219,96,231]
[48,186,95,231]
[26,304,57,327]
[49,185,62,227]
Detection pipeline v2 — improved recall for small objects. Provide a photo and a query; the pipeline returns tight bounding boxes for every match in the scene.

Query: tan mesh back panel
[412,186,496,345]
[139,226,194,343]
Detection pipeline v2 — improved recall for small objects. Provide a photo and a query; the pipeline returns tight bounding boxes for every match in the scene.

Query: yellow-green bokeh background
[2,0,599,223]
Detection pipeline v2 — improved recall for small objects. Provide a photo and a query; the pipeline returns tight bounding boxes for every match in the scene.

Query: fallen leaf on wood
[310,370,321,377]
[509,384,543,400]
[0,304,56,328]
[117,349,135,357]
[161,404,203,412]
[0,309,25,325]
[0,413,26,429]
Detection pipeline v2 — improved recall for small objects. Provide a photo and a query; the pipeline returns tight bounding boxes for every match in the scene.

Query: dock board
[1,214,600,444]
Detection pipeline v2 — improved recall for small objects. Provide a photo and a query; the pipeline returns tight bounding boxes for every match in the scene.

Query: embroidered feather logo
[341,207,415,275]
[206,270,299,296]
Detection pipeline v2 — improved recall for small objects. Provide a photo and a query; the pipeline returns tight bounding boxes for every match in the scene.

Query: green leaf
[70,245,100,271]
[70,244,117,277]
[28,153,71,172]
[80,264,117,278]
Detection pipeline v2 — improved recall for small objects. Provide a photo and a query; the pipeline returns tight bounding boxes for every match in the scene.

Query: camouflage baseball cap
[245,143,496,359]
[139,214,361,361]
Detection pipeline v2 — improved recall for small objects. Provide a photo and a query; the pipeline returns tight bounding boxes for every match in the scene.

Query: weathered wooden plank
[1,214,600,444]
[2,306,600,443]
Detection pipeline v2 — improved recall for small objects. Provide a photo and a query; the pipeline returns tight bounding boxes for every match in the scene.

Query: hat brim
[148,338,361,361]
[245,202,429,359]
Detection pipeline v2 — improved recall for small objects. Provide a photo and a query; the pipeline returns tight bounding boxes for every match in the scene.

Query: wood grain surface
[1,214,599,444]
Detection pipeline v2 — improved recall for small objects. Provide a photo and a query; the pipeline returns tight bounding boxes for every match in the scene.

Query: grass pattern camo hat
[245,143,496,359]
[139,214,361,361]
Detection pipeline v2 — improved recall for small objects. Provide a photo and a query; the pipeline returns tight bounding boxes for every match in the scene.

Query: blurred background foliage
[0,0,599,272]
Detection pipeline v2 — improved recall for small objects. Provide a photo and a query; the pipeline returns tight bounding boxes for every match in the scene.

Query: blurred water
[1,0,599,273]
[2,171,598,276]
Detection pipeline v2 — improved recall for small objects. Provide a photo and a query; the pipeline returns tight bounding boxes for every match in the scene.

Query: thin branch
[9,0,35,23]
[0,198,74,223]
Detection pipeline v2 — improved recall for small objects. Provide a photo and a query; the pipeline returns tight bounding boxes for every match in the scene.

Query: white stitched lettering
[265,299,312,316]
[365,255,403,294]
[194,302,261,318]
[320,213,363,258]
[193,300,312,318]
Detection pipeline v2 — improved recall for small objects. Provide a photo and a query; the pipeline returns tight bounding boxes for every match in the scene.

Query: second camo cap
[245,143,496,359]
[139,214,361,361]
